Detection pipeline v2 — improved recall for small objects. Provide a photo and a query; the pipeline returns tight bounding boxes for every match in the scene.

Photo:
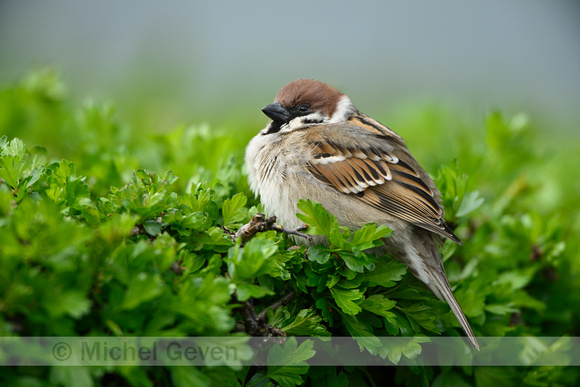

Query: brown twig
[239,300,261,335]
[234,298,286,337]
[257,291,296,321]
[233,291,297,337]
[235,213,312,246]
[169,260,185,275]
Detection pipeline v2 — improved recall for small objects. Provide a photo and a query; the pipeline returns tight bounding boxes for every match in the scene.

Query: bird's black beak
[262,102,290,123]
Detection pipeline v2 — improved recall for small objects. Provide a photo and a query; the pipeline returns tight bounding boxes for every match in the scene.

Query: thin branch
[234,298,286,337]
[257,291,296,321]
[239,301,261,335]
[235,213,312,246]
[169,260,186,275]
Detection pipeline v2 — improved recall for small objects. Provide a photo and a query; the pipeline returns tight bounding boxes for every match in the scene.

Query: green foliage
[264,338,315,386]
[0,70,579,385]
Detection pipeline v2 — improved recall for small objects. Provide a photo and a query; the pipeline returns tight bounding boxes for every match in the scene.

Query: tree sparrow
[245,79,479,350]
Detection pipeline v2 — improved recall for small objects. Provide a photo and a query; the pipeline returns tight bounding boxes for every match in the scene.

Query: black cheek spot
[266,122,283,134]
[303,116,324,124]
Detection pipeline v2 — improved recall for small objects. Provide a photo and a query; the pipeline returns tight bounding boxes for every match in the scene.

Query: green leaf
[351,223,392,247]
[121,273,164,310]
[267,305,293,328]
[24,166,44,189]
[484,303,518,315]
[398,302,445,333]
[44,291,91,318]
[50,366,93,387]
[315,298,334,325]
[281,308,331,336]
[0,141,25,188]
[236,283,274,301]
[226,238,279,282]
[342,314,382,355]
[142,219,163,236]
[296,199,341,238]
[364,259,407,287]
[377,337,429,364]
[267,337,315,386]
[329,287,363,315]
[457,190,484,217]
[307,245,331,264]
[222,192,248,228]
[384,310,414,336]
[2,137,26,158]
[173,276,233,333]
[360,294,397,318]
[339,251,375,273]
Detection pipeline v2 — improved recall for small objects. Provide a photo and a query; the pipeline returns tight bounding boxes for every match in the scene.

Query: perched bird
[245,79,479,350]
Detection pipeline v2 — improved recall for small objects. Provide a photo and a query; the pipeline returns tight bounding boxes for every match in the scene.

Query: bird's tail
[426,267,480,350]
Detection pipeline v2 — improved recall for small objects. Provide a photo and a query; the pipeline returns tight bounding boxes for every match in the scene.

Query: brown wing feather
[304,121,462,244]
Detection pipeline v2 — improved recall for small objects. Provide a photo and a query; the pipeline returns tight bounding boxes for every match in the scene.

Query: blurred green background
[1,1,579,136]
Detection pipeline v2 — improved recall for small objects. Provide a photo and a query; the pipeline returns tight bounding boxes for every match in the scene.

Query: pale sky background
[0,1,579,133]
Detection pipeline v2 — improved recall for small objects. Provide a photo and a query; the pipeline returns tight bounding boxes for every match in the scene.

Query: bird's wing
[303,118,462,244]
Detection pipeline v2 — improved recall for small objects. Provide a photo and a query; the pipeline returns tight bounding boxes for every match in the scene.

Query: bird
[245,79,479,350]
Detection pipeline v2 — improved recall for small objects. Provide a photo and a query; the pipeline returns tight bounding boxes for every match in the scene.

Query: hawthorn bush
[0,70,578,386]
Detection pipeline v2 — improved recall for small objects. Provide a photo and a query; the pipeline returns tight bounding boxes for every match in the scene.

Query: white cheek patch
[303,111,327,123]
[329,96,357,123]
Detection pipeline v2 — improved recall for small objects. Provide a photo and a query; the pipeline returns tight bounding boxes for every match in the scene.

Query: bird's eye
[298,104,309,112]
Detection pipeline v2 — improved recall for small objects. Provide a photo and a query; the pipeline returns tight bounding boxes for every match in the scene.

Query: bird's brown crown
[275,79,344,118]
